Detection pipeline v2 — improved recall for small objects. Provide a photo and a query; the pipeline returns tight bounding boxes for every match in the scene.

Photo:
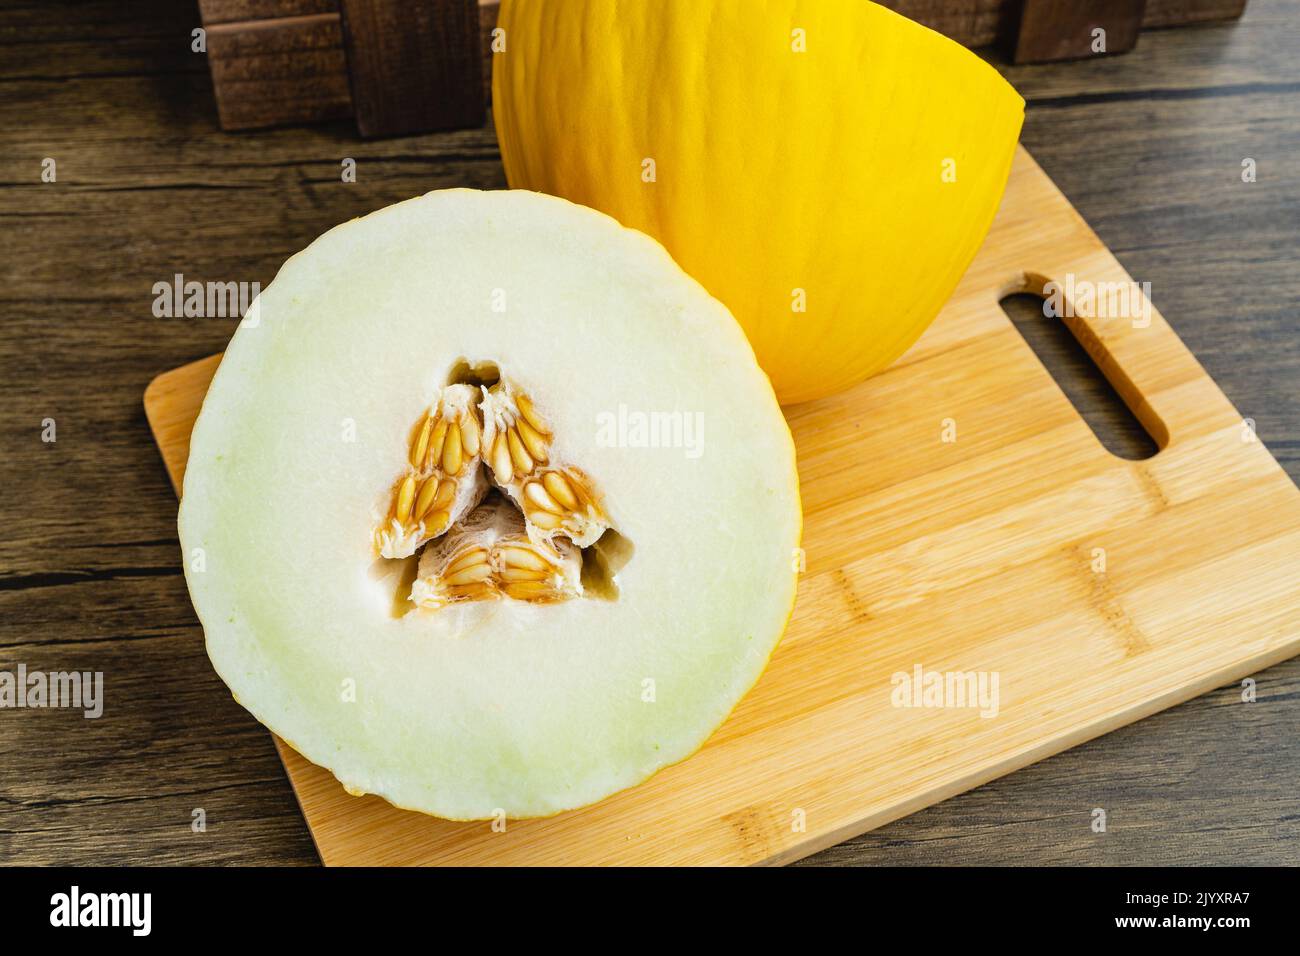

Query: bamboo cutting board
[145,147,1300,865]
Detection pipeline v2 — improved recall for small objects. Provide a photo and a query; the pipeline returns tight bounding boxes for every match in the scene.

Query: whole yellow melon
[493,0,1024,404]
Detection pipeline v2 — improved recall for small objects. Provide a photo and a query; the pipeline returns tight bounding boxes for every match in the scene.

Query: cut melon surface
[179,189,801,820]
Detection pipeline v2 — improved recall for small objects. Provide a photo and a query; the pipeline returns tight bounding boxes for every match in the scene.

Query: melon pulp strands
[410,494,583,610]
[480,380,610,549]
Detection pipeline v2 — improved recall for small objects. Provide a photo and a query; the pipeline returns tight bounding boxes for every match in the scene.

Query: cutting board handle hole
[1001,292,1161,460]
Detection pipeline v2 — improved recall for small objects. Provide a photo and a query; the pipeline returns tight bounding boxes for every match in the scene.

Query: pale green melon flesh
[179,189,800,820]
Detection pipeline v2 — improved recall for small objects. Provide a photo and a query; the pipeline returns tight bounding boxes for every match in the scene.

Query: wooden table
[0,0,1295,866]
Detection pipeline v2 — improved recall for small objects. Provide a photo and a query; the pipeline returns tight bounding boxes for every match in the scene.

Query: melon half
[178,189,802,820]
[494,0,1025,404]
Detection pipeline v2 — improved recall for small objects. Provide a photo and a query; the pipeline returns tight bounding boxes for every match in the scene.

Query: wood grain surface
[200,1,500,130]
[1011,0,1146,63]
[338,0,483,137]
[0,0,1297,865]
[206,12,354,130]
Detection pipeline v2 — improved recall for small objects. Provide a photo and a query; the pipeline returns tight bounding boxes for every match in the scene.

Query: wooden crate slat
[207,14,353,130]
[339,0,484,138]
[1143,0,1248,27]
[198,0,1248,133]
[200,0,338,26]
[1013,0,1148,63]
[882,0,1019,48]
[481,0,499,103]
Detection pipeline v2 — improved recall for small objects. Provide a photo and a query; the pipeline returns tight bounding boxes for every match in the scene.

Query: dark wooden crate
[202,0,499,134]
[199,0,1248,135]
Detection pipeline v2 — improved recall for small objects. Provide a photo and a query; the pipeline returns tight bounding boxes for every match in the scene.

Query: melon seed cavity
[374,369,620,611]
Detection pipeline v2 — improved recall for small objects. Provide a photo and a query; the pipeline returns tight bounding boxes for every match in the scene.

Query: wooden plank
[339,0,483,138]
[983,0,1287,99]
[1144,0,1248,26]
[0,0,204,80]
[883,0,1018,47]
[1012,0,1148,63]
[200,0,498,129]
[480,0,499,102]
[882,0,1245,45]
[199,0,337,25]
[876,0,1246,48]
[143,146,1300,865]
[206,13,353,130]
